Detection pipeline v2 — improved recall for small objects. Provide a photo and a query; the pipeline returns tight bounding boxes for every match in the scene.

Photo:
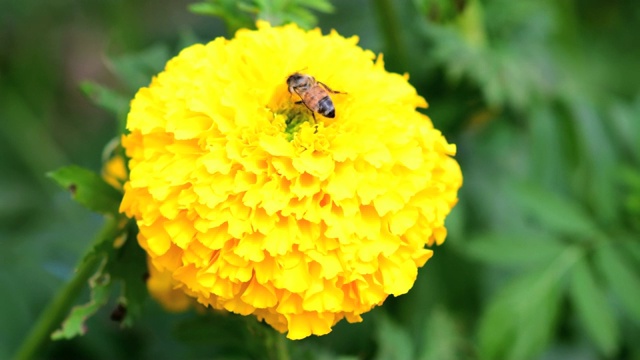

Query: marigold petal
[286,312,334,340]
[292,151,334,180]
[241,277,278,308]
[142,225,171,256]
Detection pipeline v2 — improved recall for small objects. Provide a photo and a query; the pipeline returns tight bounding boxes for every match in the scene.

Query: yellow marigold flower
[120,21,462,340]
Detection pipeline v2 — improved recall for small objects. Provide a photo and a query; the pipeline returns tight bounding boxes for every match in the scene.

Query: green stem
[372,0,408,69]
[261,325,291,360]
[274,332,290,360]
[13,217,120,360]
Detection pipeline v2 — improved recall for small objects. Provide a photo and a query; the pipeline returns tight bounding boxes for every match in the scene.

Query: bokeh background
[2,0,640,359]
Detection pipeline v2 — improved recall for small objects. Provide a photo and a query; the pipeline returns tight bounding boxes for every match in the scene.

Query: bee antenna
[288,66,308,76]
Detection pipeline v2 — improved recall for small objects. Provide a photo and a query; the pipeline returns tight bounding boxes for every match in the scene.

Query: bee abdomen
[317,96,336,118]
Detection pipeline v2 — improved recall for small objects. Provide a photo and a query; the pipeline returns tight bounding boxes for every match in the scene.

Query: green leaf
[54,219,121,338]
[442,201,465,244]
[51,260,112,340]
[109,44,171,92]
[296,0,333,13]
[258,0,330,28]
[173,312,266,358]
[565,97,619,224]
[528,105,568,189]
[617,165,640,221]
[79,81,129,119]
[608,96,640,165]
[414,0,464,22]
[174,313,249,346]
[620,236,640,263]
[189,0,255,33]
[79,81,129,133]
[104,222,148,327]
[50,218,147,342]
[465,232,566,267]
[374,311,415,360]
[477,249,576,360]
[418,307,464,360]
[47,165,122,215]
[569,256,620,356]
[617,165,640,192]
[509,183,599,239]
[595,243,640,323]
[191,0,332,31]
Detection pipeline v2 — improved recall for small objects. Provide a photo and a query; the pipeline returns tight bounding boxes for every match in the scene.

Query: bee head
[286,72,314,93]
[286,73,304,86]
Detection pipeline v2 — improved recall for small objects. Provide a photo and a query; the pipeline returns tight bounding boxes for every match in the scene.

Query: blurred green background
[2,0,640,359]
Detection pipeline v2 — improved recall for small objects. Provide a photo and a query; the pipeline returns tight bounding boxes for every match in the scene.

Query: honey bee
[286,72,344,119]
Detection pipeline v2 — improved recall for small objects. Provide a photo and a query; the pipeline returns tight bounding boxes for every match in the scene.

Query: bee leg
[293,100,317,122]
[318,81,346,94]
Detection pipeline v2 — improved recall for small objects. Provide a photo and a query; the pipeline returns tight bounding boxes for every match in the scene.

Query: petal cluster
[120,22,462,339]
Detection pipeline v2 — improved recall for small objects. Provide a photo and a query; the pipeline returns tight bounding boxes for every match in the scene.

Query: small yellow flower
[101,139,128,190]
[146,258,194,312]
[120,22,462,339]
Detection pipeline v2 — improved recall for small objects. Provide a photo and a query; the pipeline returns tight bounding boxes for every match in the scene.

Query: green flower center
[279,106,315,141]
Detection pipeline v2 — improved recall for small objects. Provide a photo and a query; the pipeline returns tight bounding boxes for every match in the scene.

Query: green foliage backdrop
[1,0,639,358]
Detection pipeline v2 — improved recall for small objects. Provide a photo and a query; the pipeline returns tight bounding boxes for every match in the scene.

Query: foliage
[40,167,147,340]
[190,0,333,32]
[1,0,639,358]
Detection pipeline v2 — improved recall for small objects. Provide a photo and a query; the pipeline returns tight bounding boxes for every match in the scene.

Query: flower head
[120,22,462,339]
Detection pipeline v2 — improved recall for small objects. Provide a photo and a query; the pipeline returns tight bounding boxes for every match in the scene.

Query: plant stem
[372,0,408,70]
[13,218,119,360]
[274,332,291,360]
